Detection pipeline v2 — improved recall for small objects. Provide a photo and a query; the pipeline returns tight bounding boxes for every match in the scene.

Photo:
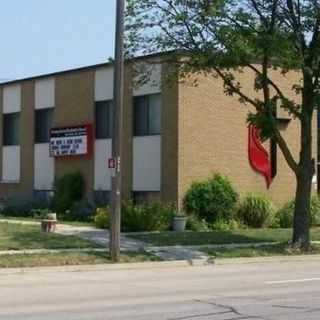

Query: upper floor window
[3,112,20,146]
[134,94,161,136]
[95,100,112,139]
[35,108,54,143]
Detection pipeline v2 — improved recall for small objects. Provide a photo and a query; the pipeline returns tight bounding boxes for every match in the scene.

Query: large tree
[126,0,320,250]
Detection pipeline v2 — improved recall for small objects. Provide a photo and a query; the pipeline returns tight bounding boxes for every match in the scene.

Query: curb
[0,259,212,275]
[1,254,320,275]
[211,254,320,265]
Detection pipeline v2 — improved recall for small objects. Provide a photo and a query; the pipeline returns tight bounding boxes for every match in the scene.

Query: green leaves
[126,0,320,183]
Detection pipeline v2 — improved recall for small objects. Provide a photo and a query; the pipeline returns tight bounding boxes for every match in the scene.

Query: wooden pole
[110,0,125,262]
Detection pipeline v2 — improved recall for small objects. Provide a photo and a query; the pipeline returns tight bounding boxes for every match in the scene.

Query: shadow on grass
[129,229,297,246]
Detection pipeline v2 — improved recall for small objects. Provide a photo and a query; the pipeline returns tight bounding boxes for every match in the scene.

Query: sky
[0,0,116,82]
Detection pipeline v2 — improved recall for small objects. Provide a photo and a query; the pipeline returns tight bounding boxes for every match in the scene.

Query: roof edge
[0,51,175,86]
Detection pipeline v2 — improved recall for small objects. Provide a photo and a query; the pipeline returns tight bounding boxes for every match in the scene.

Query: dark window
[134,94,161,136]
[94,191,111,205]
[95,101,112,139]
[132,191,161,204]
[3,113,20,146]
[35,108,54,143]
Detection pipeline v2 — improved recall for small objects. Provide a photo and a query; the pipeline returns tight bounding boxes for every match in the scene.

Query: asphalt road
[1,258,320,320]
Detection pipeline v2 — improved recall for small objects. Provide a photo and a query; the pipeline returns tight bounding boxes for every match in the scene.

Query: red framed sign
[108,158,116,169]
[49,124,93,158]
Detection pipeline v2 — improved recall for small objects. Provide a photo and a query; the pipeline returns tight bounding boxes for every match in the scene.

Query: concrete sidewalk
[56,224,147,252]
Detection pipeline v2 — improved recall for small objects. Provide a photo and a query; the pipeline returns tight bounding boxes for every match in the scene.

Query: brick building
[0,55,317,207]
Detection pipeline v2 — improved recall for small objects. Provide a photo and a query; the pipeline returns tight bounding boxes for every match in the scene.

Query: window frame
[35,107,54,144]
[133,94,161,137]
[3,112,20,146]
[95,100,113,140]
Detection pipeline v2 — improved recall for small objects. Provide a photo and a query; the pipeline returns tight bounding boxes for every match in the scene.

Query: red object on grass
[248,125,273,188]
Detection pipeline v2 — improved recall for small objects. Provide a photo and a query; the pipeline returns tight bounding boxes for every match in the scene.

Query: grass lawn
[202,243,320,259]
[0,251,160,268]
[0,216,93,227]
[0,222,100,251]
[129,228,320,246]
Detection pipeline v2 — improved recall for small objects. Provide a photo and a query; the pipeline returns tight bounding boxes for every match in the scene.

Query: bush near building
[121,201,175,232]
[236,193,275,228]
[53,172,85,215]
[183,174,239,225]
[94,207,110,229]
[275,195,320,228]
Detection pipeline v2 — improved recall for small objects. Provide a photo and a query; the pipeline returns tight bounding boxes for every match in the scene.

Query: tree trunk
[292,106,314,251]
[292,170,312,250]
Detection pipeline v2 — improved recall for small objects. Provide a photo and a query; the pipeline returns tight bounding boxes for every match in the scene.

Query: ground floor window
[132,191,161,204]
[33,190,54,203]
[94,191,111,206]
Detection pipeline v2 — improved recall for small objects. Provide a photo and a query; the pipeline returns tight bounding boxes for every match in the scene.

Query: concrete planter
[173,216,187,232]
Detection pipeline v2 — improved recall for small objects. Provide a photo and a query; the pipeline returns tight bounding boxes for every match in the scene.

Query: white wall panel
[3,85,21,114]
[95,68,114,101]
[35,78,55,109]
[133,136,161,191]
[34,144,54,190]
[2,146,20,182]
[94,139,112,191]
[133,64,162,96]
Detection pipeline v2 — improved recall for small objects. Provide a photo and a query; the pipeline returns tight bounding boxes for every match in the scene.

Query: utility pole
[110,0,125,262]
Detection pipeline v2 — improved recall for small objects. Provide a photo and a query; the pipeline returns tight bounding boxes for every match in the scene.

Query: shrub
[62,200,95,222]
[236,193,275,228]
[312,195,320,225]
[183,174,238,224]
[211,218,242,231]
[94,207,110,229]
[186,214,210,232]
[31,208,51,219]
[275,195,320,228]
[53,172,85,214]
[274,201,293,228]
[0,199,50,218]
[121,201,175,232]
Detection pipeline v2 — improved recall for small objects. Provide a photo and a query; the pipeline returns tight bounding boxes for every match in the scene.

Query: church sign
[50,124,93,158]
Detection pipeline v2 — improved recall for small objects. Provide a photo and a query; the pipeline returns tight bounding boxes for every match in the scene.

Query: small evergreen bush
[183,174,238,224]
[94,207,110,229]
[275,195,320,228]
[53,172,85,214]
[186,214,210,231]
[236,193,275,228]
[121,201,175,232]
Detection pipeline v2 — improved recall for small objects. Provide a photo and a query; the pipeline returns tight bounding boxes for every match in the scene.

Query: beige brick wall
[177,67,317,207]
[0,80,35,201]
[54,70,95,201]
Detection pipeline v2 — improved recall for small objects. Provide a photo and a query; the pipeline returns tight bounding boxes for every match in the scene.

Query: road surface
[1,258,320,319]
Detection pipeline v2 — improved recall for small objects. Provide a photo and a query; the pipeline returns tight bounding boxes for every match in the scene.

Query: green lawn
[0,251,160,268]
[0,216,93,227]
[129,228,320,246]
[202,243,320,259]
[0,222,100,250]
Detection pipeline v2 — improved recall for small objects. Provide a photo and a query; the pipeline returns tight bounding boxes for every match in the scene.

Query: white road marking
[266,277,320,285]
